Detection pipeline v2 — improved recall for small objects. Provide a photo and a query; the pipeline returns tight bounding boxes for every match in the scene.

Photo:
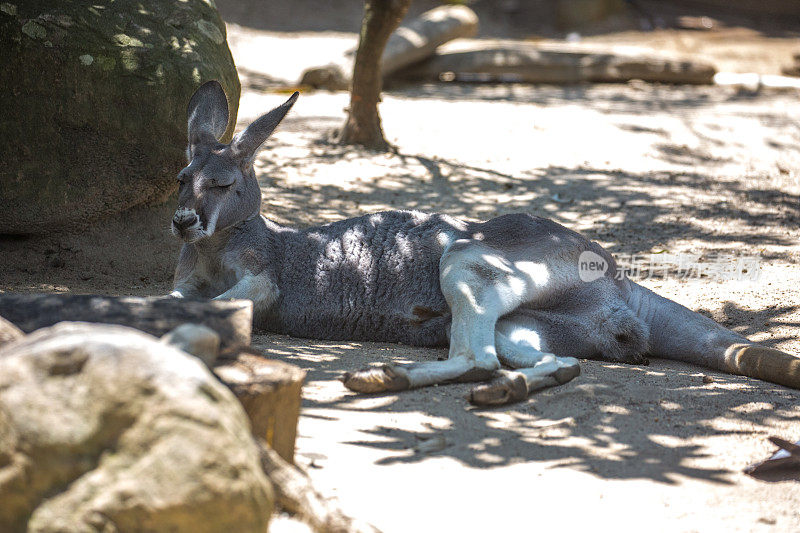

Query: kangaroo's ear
[187,80,229,152]
[233,91,298,162]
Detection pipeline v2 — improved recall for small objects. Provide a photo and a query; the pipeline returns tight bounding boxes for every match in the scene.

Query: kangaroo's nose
[173,212,198,231]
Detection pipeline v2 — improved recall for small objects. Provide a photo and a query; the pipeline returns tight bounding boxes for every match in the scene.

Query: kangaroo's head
[172,80,298,243]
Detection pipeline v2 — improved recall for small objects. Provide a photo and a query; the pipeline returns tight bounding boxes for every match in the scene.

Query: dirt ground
[247,83,800,532]
[2,3,800,532]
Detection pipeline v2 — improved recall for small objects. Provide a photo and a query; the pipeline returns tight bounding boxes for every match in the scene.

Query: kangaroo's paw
[468,370,528,406]
[341,364,410,393]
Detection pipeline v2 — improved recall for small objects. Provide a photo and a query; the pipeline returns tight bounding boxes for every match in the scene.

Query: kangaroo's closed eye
[211,177,234,188]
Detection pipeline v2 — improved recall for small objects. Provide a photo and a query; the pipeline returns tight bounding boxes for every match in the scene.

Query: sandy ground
[231,19,800,533]
[2,7,800,533]
[239,84,800,532]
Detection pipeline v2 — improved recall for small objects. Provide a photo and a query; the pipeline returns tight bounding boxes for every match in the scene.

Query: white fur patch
[514,260,550,287]
[203,205,222,237]
[213,271,279,313]
[173,207,198,221]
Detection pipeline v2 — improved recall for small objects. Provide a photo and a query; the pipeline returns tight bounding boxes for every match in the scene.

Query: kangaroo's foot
[341,364,410,393]
[341,355,501,394]
[469,357,581,407]
[469,370,528,405]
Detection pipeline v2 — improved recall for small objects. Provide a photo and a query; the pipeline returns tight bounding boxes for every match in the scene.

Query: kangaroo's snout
[171,208,203,241]
[173,211,198,230]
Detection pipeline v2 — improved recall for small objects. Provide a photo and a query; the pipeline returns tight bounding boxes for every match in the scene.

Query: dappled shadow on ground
[243,84,800,485]
[706,302,800,347]
[250,83,800,269]
[253,332,800,484]
[385,83,788,115]
[255,132,800,261]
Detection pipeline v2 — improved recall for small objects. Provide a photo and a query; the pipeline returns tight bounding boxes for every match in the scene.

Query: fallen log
[215,351,306,464]
[0,294,253,351]
[300,4,478,90]
[257,441,380,533]
[393,42,716,85]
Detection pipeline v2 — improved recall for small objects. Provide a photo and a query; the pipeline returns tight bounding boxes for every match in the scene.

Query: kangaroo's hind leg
[469,314,582,406]
[343,239,539,395]
[470,281,651,406]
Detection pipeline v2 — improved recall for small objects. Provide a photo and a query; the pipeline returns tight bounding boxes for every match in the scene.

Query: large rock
[0,1,240,234]
[0,322,272,532]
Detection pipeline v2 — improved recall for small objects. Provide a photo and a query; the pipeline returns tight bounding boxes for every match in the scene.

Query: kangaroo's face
[172,143,259,243]
[173,81,298,243]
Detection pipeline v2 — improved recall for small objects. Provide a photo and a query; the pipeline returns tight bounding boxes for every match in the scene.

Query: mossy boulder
[0,0,240,234]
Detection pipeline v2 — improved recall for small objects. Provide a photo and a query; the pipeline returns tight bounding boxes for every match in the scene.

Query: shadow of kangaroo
[170,81,800,406]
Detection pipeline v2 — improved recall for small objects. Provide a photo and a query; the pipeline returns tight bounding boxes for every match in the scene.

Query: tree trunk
[0,294,253,352]
[338,0,411,151]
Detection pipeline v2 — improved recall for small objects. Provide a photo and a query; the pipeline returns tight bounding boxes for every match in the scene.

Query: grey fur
[170,82,798,403]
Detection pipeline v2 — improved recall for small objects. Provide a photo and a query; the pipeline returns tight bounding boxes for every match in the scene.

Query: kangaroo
[170,81,800,405]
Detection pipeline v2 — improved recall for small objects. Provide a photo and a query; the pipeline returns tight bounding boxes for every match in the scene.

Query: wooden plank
[215,352,306,464]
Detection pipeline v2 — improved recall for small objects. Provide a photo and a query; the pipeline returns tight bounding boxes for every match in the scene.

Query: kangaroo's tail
[626,281,800,389]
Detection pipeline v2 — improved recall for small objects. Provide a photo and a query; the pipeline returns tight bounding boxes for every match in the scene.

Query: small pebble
[702,375,714,384]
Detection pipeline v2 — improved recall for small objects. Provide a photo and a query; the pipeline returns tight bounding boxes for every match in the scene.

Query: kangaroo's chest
[196,252,243,296]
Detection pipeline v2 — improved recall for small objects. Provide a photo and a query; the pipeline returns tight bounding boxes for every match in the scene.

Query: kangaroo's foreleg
[213,271,280,315]
[170,244,204,298]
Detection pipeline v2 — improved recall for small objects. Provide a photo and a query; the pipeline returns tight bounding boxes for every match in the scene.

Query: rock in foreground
[0,322,272,532]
